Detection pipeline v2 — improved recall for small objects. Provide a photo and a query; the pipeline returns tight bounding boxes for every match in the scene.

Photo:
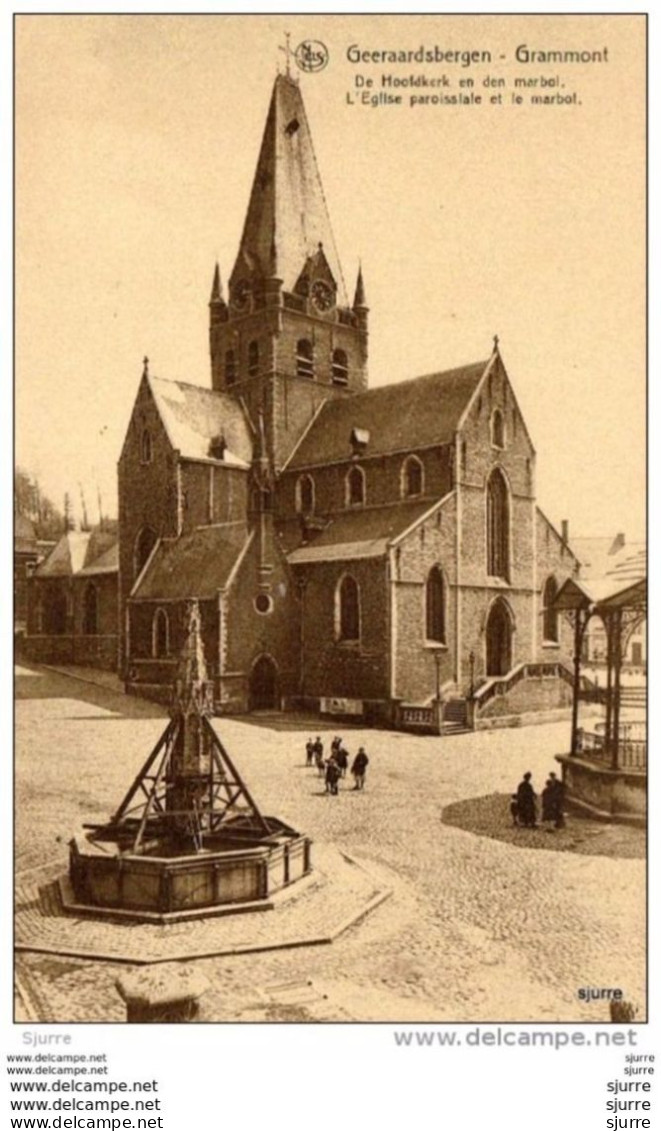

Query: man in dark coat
[325,757,340,796]
[335,745,349,778]
[351,748,369,790]
[516,772,537,828]
[549,772,565,828]
[541,779,554,823]
[313,737,324,776]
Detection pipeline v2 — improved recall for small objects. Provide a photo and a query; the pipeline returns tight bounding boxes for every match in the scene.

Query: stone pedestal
[115,965,209,1023]
[556,753,646,826]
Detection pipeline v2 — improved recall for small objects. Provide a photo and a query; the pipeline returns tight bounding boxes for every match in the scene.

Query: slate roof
[132,525,249,601]
[78,542,119,576]
[286,360,489,470]
[148,375,253,467]
[34,529,118,578]
[287,499,439,564]
[231,74,348,305]
[572,535,646,583]
[34,532,91,577]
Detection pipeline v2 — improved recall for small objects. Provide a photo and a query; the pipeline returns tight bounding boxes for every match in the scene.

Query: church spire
[353,264,367,310]
[229,74,348,305]
[210,262,224,304]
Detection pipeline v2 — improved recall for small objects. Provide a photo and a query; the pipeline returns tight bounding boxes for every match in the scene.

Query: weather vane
[279,32,292,76]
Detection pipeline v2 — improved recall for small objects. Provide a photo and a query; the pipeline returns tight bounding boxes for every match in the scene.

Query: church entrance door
[486,600,513,677]
[249,655,279,711]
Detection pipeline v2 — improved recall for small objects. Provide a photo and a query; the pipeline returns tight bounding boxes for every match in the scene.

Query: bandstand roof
[553,574,646,613]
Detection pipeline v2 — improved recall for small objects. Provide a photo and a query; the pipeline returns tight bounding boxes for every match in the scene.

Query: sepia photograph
[13,12,646,1029]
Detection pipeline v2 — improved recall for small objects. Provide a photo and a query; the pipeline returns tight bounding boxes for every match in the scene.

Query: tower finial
[142,356,149,378]
[278,32,292,76]
[353,263,367,310]
[493,334,500,352]
[210,262,224,304]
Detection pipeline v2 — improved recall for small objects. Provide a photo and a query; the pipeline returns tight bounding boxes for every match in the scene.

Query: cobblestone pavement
[15,845,392,962]
[15,664,646,1024]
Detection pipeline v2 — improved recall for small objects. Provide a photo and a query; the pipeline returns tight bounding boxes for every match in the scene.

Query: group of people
[305,735,369,795]
[511,771,565,830]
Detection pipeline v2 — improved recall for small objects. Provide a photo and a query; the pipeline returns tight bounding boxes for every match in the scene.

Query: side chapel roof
[131,524,249,601]
[288,498,444,564]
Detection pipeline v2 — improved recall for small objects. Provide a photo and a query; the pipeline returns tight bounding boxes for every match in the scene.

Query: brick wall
[459,356,536,592]
[534,508,579,664]
[392,496,457,701]
[118,377,180,672]
[277,445,453,527]
[73,573,118,637]
[219,521,300,712]
[295,557,389,702]
[210,302,368,470]
[479,673,573,718]
[179,461,249,529]
[127,598,219,668]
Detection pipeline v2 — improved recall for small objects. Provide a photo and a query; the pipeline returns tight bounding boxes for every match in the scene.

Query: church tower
[209,73,368,470]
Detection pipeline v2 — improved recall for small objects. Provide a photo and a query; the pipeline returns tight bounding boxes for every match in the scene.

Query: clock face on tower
[310,279,334,312]
[231,279,251,311]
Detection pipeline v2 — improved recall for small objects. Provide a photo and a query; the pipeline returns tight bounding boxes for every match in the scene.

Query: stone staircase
[442,697,470,735]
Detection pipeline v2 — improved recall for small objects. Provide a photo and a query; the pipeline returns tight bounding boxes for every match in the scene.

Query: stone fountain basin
[67,820,312,923]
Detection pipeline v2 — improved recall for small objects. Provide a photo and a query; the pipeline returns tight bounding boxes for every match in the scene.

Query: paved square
[15,665,645,1023]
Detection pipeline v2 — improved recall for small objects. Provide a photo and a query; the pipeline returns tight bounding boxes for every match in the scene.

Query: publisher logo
[295,40,329,73]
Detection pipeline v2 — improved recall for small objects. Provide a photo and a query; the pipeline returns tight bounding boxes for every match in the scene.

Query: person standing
[540,779,554,824]
[549,772,565,829]
[516,772,537,828]
[351,747,369,790]
[305,738,314,767]
[313,737,324,776]
[336,745,349,778]
[325,757,340,796]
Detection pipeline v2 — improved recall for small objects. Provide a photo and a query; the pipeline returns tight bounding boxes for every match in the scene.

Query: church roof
[78,542,119,576]
[132,524,248,601]
[572,534,646,583]
[148,375,253,467]
[287,499,436,564]
[287,360,489,470]
[230,74,348,305]
[34,529,118,577]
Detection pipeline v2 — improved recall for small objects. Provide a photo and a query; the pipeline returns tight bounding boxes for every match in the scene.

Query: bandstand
[553,574,646,825]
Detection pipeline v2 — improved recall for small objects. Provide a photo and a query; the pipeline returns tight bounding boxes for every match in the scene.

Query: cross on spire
[278,32,293,76]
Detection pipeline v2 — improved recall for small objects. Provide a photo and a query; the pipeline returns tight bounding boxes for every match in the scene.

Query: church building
[119,72,579,728]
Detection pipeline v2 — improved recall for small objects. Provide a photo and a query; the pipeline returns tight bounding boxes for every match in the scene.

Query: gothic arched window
[82,583,98,636]
[543,575,559,643]
[225,349,237,386]
[332,349,349,385]
[296,339,314,379]
[402,455,424,498]
[491,409,506,449]
[425,566,446,644]
[134,526,157,580]
[337,575,360,642]
[346,465,366,506]
[296,474,315,514]
[248,340,259,377]
[486,468,510,581]
[141,429,153,464]
[152,608,169,658]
